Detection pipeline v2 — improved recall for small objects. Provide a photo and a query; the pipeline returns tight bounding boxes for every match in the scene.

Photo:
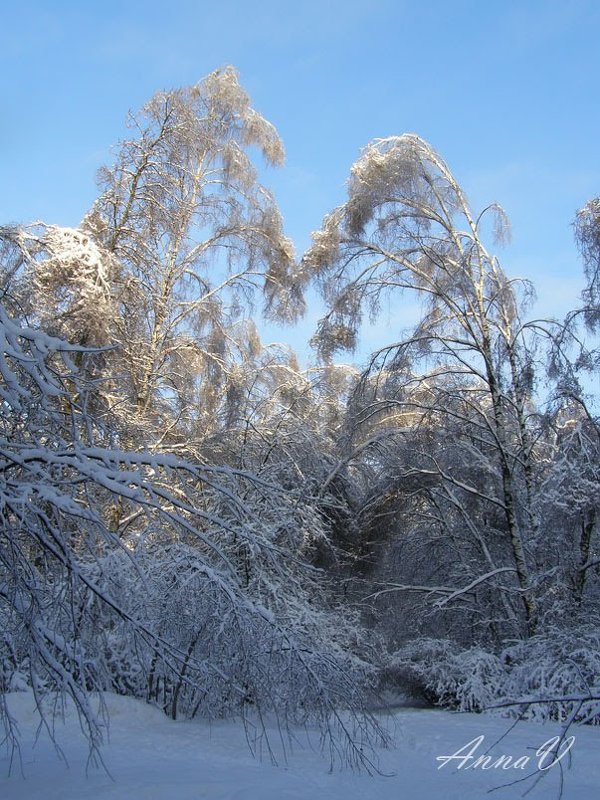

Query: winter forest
[2,66,600,792]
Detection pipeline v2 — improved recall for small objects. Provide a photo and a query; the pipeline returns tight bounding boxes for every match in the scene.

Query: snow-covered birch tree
[303,134,548,640]
[23,67,302,449]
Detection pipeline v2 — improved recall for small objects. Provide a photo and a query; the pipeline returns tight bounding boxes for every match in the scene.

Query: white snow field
[1,691,599,799]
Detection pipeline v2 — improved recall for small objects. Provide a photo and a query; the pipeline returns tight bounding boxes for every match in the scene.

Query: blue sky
[2,0,599,364]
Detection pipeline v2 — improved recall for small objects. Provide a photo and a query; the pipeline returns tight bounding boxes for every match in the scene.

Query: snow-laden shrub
[501,626,600,724]
[390,639,508,712]
[392,628,600,724]
[77,544,375,722]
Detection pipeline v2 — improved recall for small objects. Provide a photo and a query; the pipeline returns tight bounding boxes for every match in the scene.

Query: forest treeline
[2,67,600,765]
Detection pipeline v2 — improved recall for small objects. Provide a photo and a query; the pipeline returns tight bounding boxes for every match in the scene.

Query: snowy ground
[1,692,599,799]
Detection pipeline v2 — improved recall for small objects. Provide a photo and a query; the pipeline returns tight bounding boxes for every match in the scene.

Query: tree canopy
[2,69,600,768]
